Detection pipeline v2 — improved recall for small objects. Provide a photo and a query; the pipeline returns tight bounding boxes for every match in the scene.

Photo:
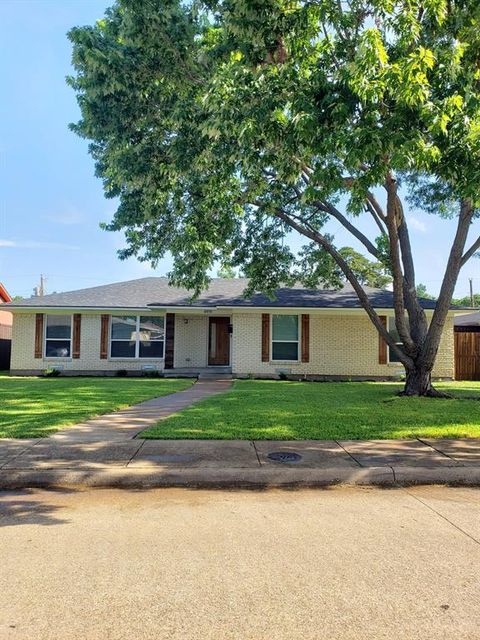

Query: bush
[43,368,61,377]
[115,369,128,377]
[142,370,162,378]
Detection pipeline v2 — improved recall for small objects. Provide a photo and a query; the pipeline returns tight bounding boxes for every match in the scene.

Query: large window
[110,315,164,359]
[45,315,72,358]
[271,315,299,361]
[388,317,404,363]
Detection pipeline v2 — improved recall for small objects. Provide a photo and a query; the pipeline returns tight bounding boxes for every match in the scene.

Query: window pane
[388,318,401,343]
[272,315,298,341]
[111,316,137,340]
[139,341,164,358]
[45,340,71,358]
[139,316,164,341]
[388,345,403,363]
[46,315,71,339]
[272,342,298,361]
[110,341,136,358]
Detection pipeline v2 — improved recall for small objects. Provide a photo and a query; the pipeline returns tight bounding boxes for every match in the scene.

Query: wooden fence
[454,327,480,381]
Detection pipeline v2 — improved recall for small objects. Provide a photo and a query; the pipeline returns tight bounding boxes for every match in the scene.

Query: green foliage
[452,293,480,307]
[43,368,61,378]
[68,0,480,298]
[416,283,437,300]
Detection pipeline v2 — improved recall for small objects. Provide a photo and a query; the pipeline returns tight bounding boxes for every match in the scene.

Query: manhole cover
[267,451,302,463]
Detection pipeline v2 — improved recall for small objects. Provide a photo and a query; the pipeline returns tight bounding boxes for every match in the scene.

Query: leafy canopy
[68,0,480,297]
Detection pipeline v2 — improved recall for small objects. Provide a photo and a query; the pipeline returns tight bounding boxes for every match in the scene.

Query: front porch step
[164,367,232,379]
[198,372,233,380]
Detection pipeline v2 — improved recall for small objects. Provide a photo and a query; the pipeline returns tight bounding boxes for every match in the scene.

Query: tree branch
[460,234,480,267]
[423,198,475,367]
[270,205,414,367]
[385,174,416,355]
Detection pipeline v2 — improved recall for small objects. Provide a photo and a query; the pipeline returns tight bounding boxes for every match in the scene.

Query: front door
[208,317,230,366]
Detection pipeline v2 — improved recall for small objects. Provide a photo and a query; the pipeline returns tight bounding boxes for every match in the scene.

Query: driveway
[0,486,479,639]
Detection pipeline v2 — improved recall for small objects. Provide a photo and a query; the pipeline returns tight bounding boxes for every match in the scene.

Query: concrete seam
[251,441,262,467]
[415,437,461,465]
[403,488,480,547]
[125,440,146,467]
[335,441,363,467]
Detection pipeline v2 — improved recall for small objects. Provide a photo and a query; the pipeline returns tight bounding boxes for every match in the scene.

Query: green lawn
[142,380,480,440]
[0,376,193,438]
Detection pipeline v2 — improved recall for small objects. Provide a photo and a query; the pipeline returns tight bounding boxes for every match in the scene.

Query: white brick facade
[10,310,455,378]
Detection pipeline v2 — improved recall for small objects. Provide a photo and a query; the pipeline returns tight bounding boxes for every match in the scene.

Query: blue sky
[1,0,478,300]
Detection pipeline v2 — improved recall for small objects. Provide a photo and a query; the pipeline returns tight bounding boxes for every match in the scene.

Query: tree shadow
[0,489,72,527]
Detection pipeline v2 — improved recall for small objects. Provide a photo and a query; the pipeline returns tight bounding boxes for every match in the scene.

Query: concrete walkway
[0,379,480,488]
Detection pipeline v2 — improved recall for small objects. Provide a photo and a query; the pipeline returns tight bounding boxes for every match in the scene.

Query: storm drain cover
[267,451,302,463]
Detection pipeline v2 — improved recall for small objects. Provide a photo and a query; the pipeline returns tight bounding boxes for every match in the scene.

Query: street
[1,486,479,639]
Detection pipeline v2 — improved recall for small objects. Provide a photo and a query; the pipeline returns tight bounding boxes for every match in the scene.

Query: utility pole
[33,274,46,297]
[469,278,474,308]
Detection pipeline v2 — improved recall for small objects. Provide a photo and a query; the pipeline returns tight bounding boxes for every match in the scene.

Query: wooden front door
[208,317,230,366]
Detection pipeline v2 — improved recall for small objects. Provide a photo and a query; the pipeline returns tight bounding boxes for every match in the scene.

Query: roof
[455,311,480,326]
[0,283,11,304]
[5,277,445,311]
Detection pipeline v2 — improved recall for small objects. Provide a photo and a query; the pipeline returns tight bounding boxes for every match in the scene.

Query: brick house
[6,277,456,379]
[0,283,12,370]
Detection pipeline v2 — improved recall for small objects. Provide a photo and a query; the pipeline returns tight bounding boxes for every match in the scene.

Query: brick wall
[10,310,455,378]
[173,314,208,368]
[231,312,454,379]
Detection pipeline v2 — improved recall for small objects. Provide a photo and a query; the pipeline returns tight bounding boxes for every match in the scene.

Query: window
[110,315,164,359]
[388,317,404,363]
[45,315,72,358]
[271,314,299,361]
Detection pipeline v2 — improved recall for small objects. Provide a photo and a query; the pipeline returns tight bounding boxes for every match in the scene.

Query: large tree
[68,0,480,396]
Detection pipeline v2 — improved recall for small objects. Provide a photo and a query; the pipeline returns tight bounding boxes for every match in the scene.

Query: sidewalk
[0,380,480,489]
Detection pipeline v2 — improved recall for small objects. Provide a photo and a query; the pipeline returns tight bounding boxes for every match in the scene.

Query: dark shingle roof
[6,277,442,310]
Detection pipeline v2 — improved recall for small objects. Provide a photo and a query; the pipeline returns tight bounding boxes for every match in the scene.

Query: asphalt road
[0,486,479,640]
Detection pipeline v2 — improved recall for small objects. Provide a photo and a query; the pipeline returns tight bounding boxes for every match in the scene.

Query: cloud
[0,239,80,250]
[408,216,427,233]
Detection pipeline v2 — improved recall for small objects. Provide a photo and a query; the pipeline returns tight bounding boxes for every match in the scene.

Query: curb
[1,466,480,490]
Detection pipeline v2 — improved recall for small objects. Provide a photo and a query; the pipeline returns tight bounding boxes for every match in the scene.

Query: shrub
[115,369,128,377]
[43,368,61,377]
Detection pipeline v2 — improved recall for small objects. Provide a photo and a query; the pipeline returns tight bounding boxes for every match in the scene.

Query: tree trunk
[402,365,450,397]
[402,366,433,396]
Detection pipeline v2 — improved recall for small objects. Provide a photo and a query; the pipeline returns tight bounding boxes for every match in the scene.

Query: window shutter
[100,315,110,359]
[301,314,310,363]
[164,313,175,369]
[379,315,387,365]
[261,314,270,362]
[34,313,44,359]
[72,314,81,359]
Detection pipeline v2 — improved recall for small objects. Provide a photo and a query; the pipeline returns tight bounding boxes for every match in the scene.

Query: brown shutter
[34,313,44,359]
[301,314,310,363]
[100,315,110,359]
[164,313,175,369]
[72,314,81,359]
[261,313,270,362]
[378,315,388,364]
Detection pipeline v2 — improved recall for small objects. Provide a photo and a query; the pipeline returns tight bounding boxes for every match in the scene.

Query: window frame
[270,313,301,362]
[109,315,165,360]
[44,314,73,360]
[387,316,404,364]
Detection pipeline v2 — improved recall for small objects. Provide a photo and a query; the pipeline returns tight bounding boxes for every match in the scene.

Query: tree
[68,0,480,396]
[453,293,480,308]
[416,284,436,300]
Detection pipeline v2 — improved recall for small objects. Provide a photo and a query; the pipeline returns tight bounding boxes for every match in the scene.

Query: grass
[141,379,480,440]
[0,375,193,438]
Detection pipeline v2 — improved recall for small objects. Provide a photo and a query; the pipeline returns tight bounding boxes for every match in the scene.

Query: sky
[0,0,479,300]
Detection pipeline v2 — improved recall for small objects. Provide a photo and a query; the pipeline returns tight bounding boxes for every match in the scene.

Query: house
[0,282,13,370]
[6,277,457,379]
[454,311,480,381]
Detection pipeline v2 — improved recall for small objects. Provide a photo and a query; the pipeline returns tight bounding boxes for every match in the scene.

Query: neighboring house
[455,311,480,327]
[0,283,13,370]
[6,277,459,379]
